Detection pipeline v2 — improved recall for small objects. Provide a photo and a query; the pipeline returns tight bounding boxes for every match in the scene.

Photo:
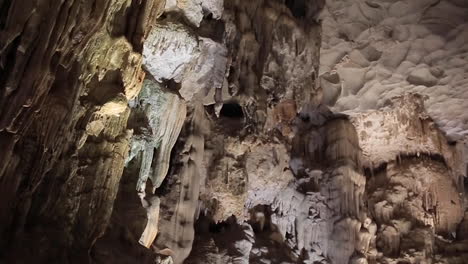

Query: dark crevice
[80,70,124,106]
[365,152,449,176]
[197,17,225,43]
[220,102,244,119]
[463,174,468,194]
[285,0,306,19]
[364,162,388,179]
[0,0,12,30]
[155,136,185,197]
[0,35,21,93]
[110,2,130,37]
[248,205,272,233]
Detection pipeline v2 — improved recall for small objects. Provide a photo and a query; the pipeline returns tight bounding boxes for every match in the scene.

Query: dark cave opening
[285,0,306,19]
[219,102,244,119]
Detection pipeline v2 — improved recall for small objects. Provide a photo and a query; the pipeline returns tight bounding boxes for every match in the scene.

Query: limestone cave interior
[1,0,468,263]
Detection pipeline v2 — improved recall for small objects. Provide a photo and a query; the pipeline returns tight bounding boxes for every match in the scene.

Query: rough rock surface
[319,0,468,138]
[1,0,467,264]
[0,0,165,262]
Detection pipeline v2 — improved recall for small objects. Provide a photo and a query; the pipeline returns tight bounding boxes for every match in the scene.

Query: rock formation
[0,0,467,264]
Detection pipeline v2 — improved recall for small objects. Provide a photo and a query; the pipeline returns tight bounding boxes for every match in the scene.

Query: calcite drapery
[1,0,467,263]
[0,0,164,262]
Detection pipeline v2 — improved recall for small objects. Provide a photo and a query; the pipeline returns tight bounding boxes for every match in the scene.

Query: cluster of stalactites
[288,103,373,263]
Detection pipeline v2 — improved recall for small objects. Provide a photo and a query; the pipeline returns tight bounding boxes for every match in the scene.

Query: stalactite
[165,103,207,264]
[1,0,468,263]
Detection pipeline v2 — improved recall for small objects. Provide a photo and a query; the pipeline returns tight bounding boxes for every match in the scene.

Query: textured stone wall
[0,0,164,262]
[0,0,467,264]
[319,0,468,138]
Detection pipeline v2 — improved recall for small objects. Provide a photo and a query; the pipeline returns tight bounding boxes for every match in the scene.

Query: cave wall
[0,0,467,264]
[0,0,164,262]
[319,0,468,138]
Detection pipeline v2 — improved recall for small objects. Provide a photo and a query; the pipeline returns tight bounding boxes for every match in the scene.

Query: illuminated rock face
[0,0,164,263]
[319,0,468,138]
[1,1,468,264]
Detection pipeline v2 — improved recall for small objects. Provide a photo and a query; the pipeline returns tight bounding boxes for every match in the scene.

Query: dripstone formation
[0,0,467,263]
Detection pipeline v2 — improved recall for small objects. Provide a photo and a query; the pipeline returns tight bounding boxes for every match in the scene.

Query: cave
[285,0,307,18]
[219,102,244,119]
[1,0,468,264]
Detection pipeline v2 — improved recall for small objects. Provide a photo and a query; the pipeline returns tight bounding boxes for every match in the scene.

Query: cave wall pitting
[0,0,468,264]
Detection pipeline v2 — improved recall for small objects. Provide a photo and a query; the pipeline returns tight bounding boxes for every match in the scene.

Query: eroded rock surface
[1,0,467,264]
[319,0,468,138]
[0,0,164,262]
